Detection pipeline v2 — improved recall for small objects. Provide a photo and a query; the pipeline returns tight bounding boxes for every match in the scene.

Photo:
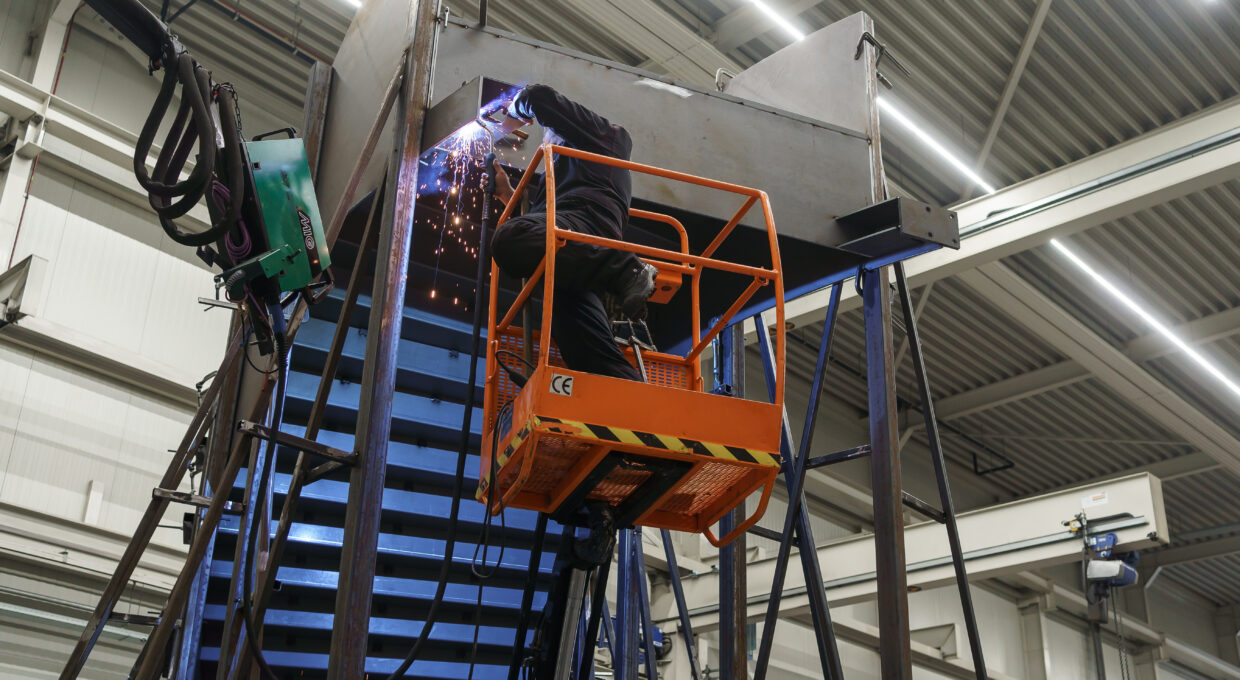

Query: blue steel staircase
[196,265,564,677]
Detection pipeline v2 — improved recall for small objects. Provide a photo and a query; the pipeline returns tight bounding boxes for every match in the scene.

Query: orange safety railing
[483,143,786,546]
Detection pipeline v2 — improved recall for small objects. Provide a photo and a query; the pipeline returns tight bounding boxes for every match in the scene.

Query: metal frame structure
[54,5,991,679]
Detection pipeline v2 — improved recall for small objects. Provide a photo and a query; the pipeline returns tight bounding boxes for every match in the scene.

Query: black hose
[156,77,247,246]
[385,152,498,679]
[137,53,214,200]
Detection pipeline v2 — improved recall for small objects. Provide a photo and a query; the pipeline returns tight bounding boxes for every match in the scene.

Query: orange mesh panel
[492,328,565,430]
[642,357,692,390]
[520,434,595,495]
[588,466,655,504]
[656,461,753,516]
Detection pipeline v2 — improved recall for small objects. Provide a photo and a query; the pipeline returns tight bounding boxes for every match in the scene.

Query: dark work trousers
[492,208,644,381]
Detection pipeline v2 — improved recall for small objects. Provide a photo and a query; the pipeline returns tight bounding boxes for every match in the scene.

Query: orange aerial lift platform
[478,143,786,546]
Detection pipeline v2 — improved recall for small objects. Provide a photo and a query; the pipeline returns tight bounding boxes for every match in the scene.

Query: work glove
[507,87,535,120]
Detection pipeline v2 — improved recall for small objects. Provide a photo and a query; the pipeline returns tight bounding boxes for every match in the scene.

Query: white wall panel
[0,343,34,492]
[0,0,37,77]
[1149,579,1221,656]
[0,352,129,518]
[12,168,230,380]
[1044,618,1126,680]
[908,585,1025,679]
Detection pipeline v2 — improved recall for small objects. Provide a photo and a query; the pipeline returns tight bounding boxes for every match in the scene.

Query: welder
[487,84,655,381]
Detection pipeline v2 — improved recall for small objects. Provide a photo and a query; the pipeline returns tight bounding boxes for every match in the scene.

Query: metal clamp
[237,420,358,466]
[152,487,242,513]
[854,31,912,89]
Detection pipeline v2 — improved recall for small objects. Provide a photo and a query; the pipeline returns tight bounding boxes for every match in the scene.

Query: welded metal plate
[726,12,877,142]
[429,19,878,249]
[833,197,960,258]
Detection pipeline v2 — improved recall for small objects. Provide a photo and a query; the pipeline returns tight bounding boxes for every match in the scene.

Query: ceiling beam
[932,305,1240,421]
[956,261,1240,476]
[963,0,1053,198]
[572,0,740,87]
[709,0,823,53]
[1146,535,1240,568]
[777,94,1240,332]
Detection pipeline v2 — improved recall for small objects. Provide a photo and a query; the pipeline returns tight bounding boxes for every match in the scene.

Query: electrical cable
[385,151,498,680]
[129,24,244,247]
[468,403,511,680]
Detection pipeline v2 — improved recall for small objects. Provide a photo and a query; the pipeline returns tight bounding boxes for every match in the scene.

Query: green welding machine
[216,137,331,299]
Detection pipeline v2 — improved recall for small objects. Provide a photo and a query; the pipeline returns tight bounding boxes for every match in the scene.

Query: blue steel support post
[635,529,660,680]
[752,305,845,680]
[615,529,640,680]
[601,598,617,665]
[714,323,747,680]
[660,529,702,680]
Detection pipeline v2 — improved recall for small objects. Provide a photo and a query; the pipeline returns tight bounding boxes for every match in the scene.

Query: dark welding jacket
[512,84,633,235]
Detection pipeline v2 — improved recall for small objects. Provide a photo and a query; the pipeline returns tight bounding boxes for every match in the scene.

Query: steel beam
[957,262,1240,476]
[1011,572,1240,680]
[964,0,1053,197]
[863,266,912,680]
[933,304,1240,422]
[709,0,822,53]
[714,323,747,680]
[652,472,1167,632]
[574,0,739,86]
[782,94,1240,329]
[326,2,435,671]
[1145,536,1240,569]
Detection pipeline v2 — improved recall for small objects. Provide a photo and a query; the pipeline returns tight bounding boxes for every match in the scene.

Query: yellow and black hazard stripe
[476,420,535,500]
[537,416,779,468]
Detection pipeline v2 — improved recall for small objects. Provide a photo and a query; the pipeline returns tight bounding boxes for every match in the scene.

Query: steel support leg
[714,323,747,680]
[863,266,912,679]
[894,261,988,678]
[131,395,274,680]
[635,529,659,680]
[326,7,437,675]
[510,513,549,680]
[58,342,241,680]
[660,529,701,680]
[748,307,848,680]
[752,284,845,680]
[578,561,613,680]
[614,529,640,680]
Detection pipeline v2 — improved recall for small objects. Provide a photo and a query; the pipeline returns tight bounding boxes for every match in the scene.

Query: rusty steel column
[863,266,912,678]
[325,2,438,676]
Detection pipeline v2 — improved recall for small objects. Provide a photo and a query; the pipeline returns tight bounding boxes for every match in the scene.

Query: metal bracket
[152,487,242,513]
[197,296,240,312]
[238,420,358,466]
[854,31,912,89]
[0,254,49,327]
[108,611,162,626]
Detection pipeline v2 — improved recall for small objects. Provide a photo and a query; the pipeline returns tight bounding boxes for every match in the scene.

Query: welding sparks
[411,84,526,317]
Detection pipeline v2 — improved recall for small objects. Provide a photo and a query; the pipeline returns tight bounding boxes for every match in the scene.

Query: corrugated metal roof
[1166,554,1240,606]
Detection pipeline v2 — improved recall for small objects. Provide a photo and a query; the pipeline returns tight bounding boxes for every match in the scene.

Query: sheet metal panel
[428,19,877,249]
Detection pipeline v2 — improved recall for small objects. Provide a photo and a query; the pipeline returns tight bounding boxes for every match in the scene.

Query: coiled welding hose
[236,301,288,680]
[134,33,243,246]
[385,153,500,679]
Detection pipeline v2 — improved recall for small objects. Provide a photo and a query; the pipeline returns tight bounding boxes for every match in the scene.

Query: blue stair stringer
[196,287,564,679]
